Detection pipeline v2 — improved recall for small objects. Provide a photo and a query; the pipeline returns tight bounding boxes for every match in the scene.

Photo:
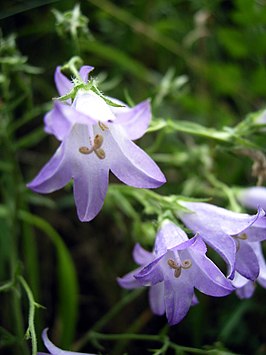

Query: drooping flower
[237,186,266,211]
[38,328,95,355]
[232,241,266,299]
[118,220,234,325]
[178,201,266,280]
[27,65,166,221]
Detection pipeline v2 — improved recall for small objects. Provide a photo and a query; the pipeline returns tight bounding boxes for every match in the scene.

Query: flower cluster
[119,200,266,324]
[27,62,266,351]
[27,65,166,221]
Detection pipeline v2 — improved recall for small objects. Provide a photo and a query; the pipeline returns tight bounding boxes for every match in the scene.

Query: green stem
[18,276,38,355]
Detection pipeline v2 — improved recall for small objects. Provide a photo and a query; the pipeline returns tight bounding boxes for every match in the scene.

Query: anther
[167,259,177,269]
[95,148,106,160]
[181,259,192,269]
[94,134,103,149]
[174,268,182,278]
[79,146,93,155]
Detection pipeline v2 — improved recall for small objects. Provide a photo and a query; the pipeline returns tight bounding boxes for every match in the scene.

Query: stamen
[181,259,192,269]
[168,258,191,278]
[95,148,106,160]
[174,268,182,278]
[167,259,177,269]
[94,134,103,149]
[237,233,248,240]
[79,146,93,155]
[98,122,109,131]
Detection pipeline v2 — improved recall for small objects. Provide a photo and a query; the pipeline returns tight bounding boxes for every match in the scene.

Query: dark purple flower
[118,221,234,325]
[27,66,166,221]
[38,328,95,355]
[178,201,266,280]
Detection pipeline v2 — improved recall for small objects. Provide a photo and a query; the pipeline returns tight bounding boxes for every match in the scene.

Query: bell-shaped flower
[118,220,234,325]
[38,328,95,355]
[178,201,266,280]
[27,66,166,221]
[237,186,266,211]
[232,241,266,299]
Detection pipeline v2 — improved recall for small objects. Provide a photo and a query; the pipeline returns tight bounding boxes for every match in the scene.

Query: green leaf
[18,211,78,349]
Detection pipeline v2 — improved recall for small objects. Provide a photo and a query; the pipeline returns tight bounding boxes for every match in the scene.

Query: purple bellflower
[38,328,95,355]
[237,186,266,211]
[27,66,166,221]
[232,241,266,299]
[178,201,266,280]
[118,220,234,325]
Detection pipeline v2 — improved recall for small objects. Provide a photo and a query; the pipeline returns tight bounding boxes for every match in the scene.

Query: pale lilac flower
[232,241,266,299]
[118,221,234,325]
[27,66,166,221]
[38,328,95,355]
[178,201,266,280]
[237,186,266,211]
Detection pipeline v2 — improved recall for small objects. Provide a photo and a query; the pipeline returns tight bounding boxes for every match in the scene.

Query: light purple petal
[108,125,166,188]
[27,142,72,193]
[180,202,264,236]
[44,105,72,141]
[252,242,266,288]
[236,282,255,299]
[135,256,164,286]
[73,91,116,123]
[187,236,234,296]
[164,277,194,325]
[117,268,143,289]
[79,66,94,83]
[235,242,259,280]
[237,187,266,211]
[54,66,73,97]
[233,274,255,299]
[133,244,154,265]
[41,328,95,354]
[149,283,165,315]
[154,220,188,256]
[246,225,266,242]
[114,99,151,140]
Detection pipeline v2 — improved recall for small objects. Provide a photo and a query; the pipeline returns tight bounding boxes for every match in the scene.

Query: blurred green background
[1,0,266,354]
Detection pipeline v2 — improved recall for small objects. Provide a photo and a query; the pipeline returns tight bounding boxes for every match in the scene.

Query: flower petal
[27,142,72,193]
[187,236,234,296]
[154,221,188,256]
[235,242,259,280]
[54,66,73,97]
[134,256,164,286]
[79,66,94,83]
[108,125,166,188]
[73,91,116,122]
[251,242,266,288]
[41,328,95,354]
[114,99,151,140]
[44,105,72,141]
[45,101,97,141]
[133,244,154,265]
[149,283,165,315]
[164,277,194,325]
[179,202,264,236]
[117,268,143,289]
[237,186,266,211]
